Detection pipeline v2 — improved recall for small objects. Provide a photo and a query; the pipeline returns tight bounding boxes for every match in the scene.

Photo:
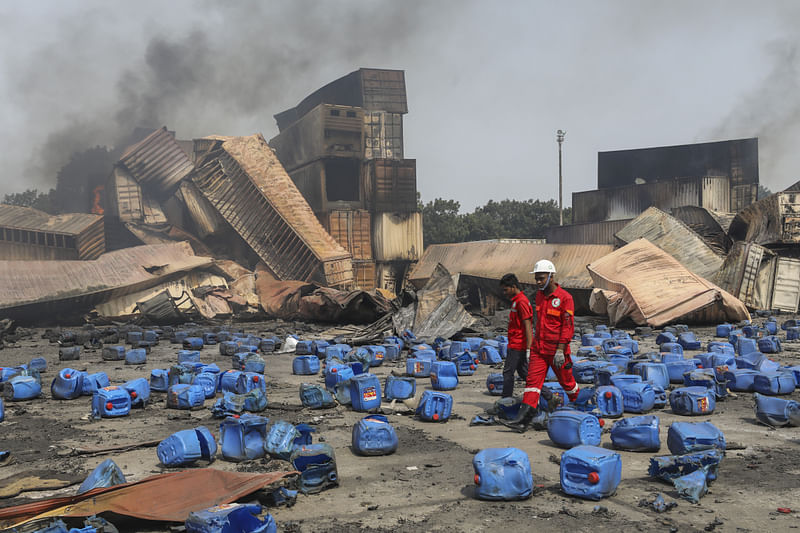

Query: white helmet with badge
[530,259,556,274]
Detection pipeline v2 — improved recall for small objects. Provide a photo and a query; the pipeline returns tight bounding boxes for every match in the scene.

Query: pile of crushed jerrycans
[471,318,800,503]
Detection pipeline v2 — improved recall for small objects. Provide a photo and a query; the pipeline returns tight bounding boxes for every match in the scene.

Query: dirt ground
[1,315,799,533]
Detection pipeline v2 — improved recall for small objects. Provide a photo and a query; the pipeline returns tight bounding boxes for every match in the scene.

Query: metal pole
[557,130,566,226]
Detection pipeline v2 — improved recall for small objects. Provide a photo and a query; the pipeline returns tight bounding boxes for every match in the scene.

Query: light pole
[557,129,566,226]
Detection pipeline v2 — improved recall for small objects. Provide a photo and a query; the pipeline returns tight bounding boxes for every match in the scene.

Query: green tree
[422,198,468,246]
[757,184,772,200]
[3,188,57,213]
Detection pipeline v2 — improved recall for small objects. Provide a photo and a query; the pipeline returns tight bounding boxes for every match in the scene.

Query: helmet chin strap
[538,272,552,291]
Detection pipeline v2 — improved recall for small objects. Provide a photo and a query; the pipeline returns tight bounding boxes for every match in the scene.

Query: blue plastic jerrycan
[158,426,217,466]
[430,361,458,391]
[455,352,476,376]
[669,386,715,416]
[708,341,735,356]
[673,467,710,503]
[300,383,336,409]
[620,382,655,413]
[560,445,621,500]
[291,443,338,494]
[58,346,81,361]
[51,368,84,400]
[91,386,131,418]
[80,372,109,396]
[220,414,268,461]
[715,323,732,337]
[667,421,726,455]
[384,375,416,400]
[185,503,276,533]
[166,384,205,409]
[183,337,204,350]
[177,349,201,364]
[753,371,796,395]
[478,346,503,365]
[723,368,759,392]
[473,448,533,501]
[349,373,382,411]
[758,335,782,353]
[381,343,400,362]
[648,448,723,483]
[201,332,217,346]
[610,374,642,390]
[77,458,126,495]
[168,364,194,387]
[293,355,320,375]
[123,377,150,407]
[324,364,354,391]
[416,390,453,422]
[219,341,239,356]
[352,414,398,456]
[547,409,602,448]
[666,360,698,383]
[124,348,147,365]
[405,358,432,378]
[235,372,266,395]
[126,331,143,345]
[239,353,265,374]
[192,372,219,399]
[295,340,314,355]
[150,369,170,392]
[101,345,125,361]
[5,375,41,401]
[363,345,386,367]
[594,385,623,418]
[754,392,800,427]
[486,373,504,396]
[265,420,301,460]
[610,415,660,451]
[218,370,243,393]
[635,362,669,390]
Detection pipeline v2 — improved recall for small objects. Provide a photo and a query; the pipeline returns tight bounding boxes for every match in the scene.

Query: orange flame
[91,185,104,215]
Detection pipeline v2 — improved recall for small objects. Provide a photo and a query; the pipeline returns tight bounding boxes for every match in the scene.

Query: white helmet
[530,259,556,274]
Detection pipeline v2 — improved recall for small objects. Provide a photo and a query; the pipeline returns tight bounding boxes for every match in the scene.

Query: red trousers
[522,351,580,408]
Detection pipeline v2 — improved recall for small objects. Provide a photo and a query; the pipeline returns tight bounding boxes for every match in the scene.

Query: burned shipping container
[0,205,105,261]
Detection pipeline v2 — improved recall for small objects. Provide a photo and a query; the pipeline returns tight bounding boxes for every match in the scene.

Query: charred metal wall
[545,219,632,244]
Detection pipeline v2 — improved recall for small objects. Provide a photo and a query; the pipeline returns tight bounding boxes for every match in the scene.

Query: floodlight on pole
[557,130,566,226]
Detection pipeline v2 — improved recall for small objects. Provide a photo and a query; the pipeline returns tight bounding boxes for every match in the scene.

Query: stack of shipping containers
[270,68,423,293]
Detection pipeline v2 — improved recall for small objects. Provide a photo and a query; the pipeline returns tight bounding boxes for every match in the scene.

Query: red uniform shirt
[533,284,574,355]
[507,291,533,351]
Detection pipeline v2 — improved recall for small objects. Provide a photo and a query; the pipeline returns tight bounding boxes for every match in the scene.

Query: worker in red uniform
[501,259,577,432]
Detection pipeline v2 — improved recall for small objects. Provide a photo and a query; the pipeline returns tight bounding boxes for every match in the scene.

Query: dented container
[291,443,338,494]
[594,385,623,418]
[754,393,800,427]
[166,384,205,409]
[158,426,217,466]
[669,386,716,416]
[723,368,760,392]
[300,383,336,409]
[547,409,602,448]
[51,368,84,400]
[352,414,398,456]
[667,421,726,455]
[293,355,320,375]
[265,421,301,460]
[384,375,416,400]
[406,358,432,378]
[621,383,655,413]
[101,345,126,361]
[125,348,147,365]
[185,503,276,533]
[178,350,201,364]
[610,415,660,451]
[324,364,354,392]
[91,386,131,418]
[478,346,503,365]
[220,414,268,461]
[486,373,504,396]
[416,390,453,422]
[473,447,533,501]
[430,361,458,391]
[752,371,796,395]
[81,372,109,395]
[123,377,150,407]
[560,445,621,500]
[349,374,381,412]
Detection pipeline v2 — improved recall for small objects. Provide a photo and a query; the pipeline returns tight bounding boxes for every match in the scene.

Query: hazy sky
[1,1,799,211]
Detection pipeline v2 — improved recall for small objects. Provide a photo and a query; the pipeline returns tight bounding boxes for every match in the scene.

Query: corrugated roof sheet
[615,206,724,280]
[119,126,194,198]
[670,206,732,255]
[0,205,102,235]
[408,241,614,289]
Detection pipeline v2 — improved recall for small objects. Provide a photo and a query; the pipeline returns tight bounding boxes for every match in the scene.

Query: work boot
[498,403,538,433]
[546,394,563,413]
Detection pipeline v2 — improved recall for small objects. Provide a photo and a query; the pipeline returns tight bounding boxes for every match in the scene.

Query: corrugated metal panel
[322,210,372,260]
[108,166,143,222]
[177,181,226,238]
[372,211,422,261]
[0,242,78,261]
[0,205,102,235]
[191,134,353,287]
[364,111,403,160]
[669,206,732,255]
[141,191,168,225]
[615,207,724,280]
[364,159,417,212]
[772,257,800,312]
[75,217,105,260]
[408,241,614,290]
[573,177,729,224]
[729,191,800,245]
[545,219,632,244]
[119,126,195,198]
[353,260,376,289]
[712,241,775,309]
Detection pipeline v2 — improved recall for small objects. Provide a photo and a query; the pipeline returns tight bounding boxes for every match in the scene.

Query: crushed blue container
[715,323,732,337]
[737,337,759,356]
[621,382,655,413]
[291,443,338,494]
[101,345,125,361]
[158,426,217,466]
[77,458,126,495]
[723,368,760,392]
[669,386,716,415]
[51,368,84,400]
[594,386,623,418]
[677,332,701,350]
[610,415,660,451]
[596,367,621,387]
[124,348,146,365]
[384,375,416,400]
[573,360,606,384]
[185,503,276,533]
[616,338,639,354]
[352,414,398,456]
[708,341,735,356]
[406,358,432,378]
[455,352,476,376]
[149,369,170,392]
[610,374,642,390]
[300,383,336,409]
[172,330,189,344]
[169,364,194,387]
[123,378,150,407]
[753,371,796,395]
[166,384,205,409]
[292,355,320,375]
[416,390,453,422]
[349,373,381,411]
[758,335,782,353]
[787,326,800,340]
[91,386,130,418]
[478,346,502,365]
[560,445,621,500]
[660,342,683,356]
[673,467,710,503]
[178,350,201,363]
[430,361,458,391]
[265,420,301,460]
[324,364,354,392]
[309,339,328,357]
[382,343,400,362]
[486,373,504,395]
[540,382,567,411]
[473,448,533,501]
[235,372,266,394]
[634,362,669,390]
[58,346,81,361]
[363,345,386,367]
[219,341,238,356]
[80,372,109,396]
[754,392,800,427]
[665,360,697,383]
[192,372,219,399]
[220,414,268,461]
[449,341,469,357]
[295,340,314,355]
[765,320,778,335]
[333,379,352,405]
[126,331,143,345]
[667,422,726,455]
[240,353,266,374]
[655,331,677,345]
[183,337,204,350]
[649,449,722,486]
[4,375,41,401]
[547,409,602,448]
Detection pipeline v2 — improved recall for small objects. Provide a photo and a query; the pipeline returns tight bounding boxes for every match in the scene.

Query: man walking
[500,259,578,432]
[499,273,531,398]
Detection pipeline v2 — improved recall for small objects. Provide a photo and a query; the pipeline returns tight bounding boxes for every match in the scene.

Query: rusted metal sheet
[728,191,800,245]
[669,206,733,255]
[364,111,403,160]
[322,209,372,260]
[0,205,104,261]
[409,240,614,290]
[0,469,294,527]
[363,159,417,212]
[545,219,632,244]
[177,181,226,238]
[118,126,195,198]
[772,257,800,312]
[372,211,422,261]
[270,103,364,172]
[614,207,724,280]
[573,176,730,223]
[587,238,750,326]
[712,241,778,310]
[0,242,213,323]
[106,166,142,222]
[375,261,406,295]
[191,134,353,287]
[353,259,377,289]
